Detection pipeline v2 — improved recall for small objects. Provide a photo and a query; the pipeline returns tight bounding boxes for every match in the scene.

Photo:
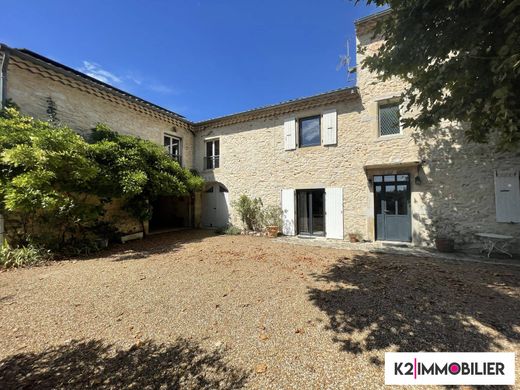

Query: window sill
[376,134,406,142]
[298,143,322,149]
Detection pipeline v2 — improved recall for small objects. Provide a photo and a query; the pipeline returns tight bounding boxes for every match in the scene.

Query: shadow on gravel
[308,253,520,362]
[0,338,248,389]
[82,229,215,262]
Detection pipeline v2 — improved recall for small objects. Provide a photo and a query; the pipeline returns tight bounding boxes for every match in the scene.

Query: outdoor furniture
[474,233,514,258]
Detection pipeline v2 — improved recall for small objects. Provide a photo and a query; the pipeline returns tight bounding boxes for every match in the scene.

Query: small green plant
[0,241,51,269]
[233,195,264,231]
[215,224,242,235]
[262,205,283,229]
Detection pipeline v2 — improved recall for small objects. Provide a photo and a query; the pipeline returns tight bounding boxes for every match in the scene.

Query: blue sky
[0,0,381,121]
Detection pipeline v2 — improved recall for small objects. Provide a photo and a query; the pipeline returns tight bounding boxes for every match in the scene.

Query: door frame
[296,189,326,236]
[373,173,412,242]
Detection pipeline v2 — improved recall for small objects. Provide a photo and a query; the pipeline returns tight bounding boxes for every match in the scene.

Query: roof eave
[195,87,359,129]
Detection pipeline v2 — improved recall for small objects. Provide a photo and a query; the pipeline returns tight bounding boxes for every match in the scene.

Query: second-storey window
[164,134,182,164]
[205,139,220,170]
[378,102,401,136]
[298,116,321,147]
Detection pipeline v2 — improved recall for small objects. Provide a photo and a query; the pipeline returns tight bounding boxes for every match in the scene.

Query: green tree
[356,1,520,150]
[0,107,100,247]
[88,124,204,231]
[0,108,204,251]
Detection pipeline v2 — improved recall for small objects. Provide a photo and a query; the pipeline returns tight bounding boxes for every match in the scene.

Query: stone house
[1,10,519,253]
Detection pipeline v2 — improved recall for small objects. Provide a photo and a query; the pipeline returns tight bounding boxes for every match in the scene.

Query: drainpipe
[0,45,10,108]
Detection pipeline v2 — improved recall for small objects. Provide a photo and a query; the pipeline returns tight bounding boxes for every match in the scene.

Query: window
[205,139,220,170]
[378,102,401,136]
[164,134,182,164]
[298,116,321,147]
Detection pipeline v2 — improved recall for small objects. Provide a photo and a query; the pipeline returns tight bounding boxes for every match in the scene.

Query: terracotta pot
[348,233,359,243]
[266,226,279,238]
[435,238,455,253]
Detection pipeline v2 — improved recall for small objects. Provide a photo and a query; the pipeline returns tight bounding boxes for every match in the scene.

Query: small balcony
[204,155,220,170]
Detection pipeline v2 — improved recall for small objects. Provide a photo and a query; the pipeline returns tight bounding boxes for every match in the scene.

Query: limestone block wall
[194,95,423,243]
[6,57,194,169]
[356,24,520,252]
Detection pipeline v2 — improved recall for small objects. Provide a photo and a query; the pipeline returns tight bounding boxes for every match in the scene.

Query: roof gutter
[0,44,10,108]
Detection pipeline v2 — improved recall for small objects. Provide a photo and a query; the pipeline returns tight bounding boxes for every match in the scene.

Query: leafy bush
[0,108,204,253]
[233,195,264,231]
[215,224,242,235]
[0,241,51,269]
[262,205,283,229]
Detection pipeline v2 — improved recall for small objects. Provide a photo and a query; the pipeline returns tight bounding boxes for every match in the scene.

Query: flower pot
[266,226,279,238]
[435,238,455,253]
[348,233,359,243]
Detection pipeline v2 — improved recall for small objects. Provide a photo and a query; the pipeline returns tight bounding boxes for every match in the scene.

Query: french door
[374,174,411,242]
[297,189,325,236]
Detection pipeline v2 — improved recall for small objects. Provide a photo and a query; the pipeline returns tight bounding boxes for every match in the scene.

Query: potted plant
[348,233,359,243]
[433,221,455,252]
[435,237,455,252]
[263,205,283,238]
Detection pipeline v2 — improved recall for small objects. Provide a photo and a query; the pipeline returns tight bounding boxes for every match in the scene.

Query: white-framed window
[378,101,402,137]
[164,134,182,165]
[205,139,220,170]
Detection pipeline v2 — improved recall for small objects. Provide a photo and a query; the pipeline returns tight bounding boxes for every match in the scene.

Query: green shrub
[0,108,204,254]
[262,205,283,229]
[215,224,241,235]
[0,241,51,269]
[233,195,264,231]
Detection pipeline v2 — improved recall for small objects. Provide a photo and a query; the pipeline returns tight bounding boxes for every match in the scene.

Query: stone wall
[193,23,520,253]
[6,56,194,169]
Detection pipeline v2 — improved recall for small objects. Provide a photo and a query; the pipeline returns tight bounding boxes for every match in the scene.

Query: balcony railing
[204,155,220,170]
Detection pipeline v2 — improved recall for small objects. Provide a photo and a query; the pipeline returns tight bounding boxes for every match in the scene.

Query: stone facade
[5,54,194,169]
[2,10,519,252]
[192,16,520,253]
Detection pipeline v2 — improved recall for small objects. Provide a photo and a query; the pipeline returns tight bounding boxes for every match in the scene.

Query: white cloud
[79,61,122,85]
[78,60,179,96]
[148,83,176,94]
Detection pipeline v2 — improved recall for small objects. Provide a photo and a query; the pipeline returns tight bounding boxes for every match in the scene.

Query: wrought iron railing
[204,155,220,170]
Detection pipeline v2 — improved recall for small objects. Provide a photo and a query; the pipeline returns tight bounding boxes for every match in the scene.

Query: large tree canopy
[357,1,520,150]
[0,108,204,250]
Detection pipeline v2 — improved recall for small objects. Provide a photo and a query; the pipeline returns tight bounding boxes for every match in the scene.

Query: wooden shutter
[325,187,344,239]
[322,109,337,145]
[281,189,296,235]
[495,170,520,223]
[284,118,296,150]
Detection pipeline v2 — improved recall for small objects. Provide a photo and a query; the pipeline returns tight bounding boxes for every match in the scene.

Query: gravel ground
[0,230,518,389]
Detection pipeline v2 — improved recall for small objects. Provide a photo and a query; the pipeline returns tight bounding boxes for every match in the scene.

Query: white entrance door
[201,184,229,227]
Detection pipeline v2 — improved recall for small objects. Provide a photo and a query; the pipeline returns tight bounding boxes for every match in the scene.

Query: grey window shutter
[495,170,520,223]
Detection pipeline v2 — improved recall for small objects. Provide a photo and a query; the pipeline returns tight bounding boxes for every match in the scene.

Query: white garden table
[474,233,514,258]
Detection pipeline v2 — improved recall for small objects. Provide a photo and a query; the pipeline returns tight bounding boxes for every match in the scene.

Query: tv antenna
[337,39,356,83]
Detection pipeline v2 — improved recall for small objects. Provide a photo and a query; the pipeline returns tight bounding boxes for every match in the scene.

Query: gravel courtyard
[0,230,519,389]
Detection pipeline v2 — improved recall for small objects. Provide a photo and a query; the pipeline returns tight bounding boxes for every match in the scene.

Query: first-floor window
[298,115,321,147]
[164,134,182,164]
[205,139,220,169]
[378,101,401,136]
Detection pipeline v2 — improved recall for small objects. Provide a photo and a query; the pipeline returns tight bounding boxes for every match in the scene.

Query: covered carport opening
[149,194,194,232]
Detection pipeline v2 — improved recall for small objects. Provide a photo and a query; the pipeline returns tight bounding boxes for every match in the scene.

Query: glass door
[297,189,325,236]
[374,174,411,242]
